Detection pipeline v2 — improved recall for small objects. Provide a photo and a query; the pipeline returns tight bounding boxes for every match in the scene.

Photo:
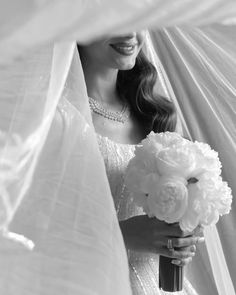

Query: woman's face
[80,31,146,70]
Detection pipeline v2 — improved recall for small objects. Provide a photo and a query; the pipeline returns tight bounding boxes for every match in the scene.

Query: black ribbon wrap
[159,255,183,292]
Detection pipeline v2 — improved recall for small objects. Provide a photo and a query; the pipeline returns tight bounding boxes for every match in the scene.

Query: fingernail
[197,237,205,243]
[171,260,181,265]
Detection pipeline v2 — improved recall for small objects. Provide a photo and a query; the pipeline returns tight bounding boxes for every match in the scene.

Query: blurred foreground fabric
[0,0,236,64]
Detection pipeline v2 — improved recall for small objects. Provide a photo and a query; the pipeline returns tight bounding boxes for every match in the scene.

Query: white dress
[97,134,199,295]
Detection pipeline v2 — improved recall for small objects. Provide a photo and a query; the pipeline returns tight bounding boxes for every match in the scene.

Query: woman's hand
[119,215,204,266]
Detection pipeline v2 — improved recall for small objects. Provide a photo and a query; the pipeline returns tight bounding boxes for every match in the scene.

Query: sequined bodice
[96,134,144,221]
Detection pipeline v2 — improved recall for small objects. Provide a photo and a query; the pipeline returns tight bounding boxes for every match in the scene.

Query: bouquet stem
[159,255,183,292]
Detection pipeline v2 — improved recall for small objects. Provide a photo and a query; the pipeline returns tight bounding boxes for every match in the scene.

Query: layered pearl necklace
[89,97,130,124]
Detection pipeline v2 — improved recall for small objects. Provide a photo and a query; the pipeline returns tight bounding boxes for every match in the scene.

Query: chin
[119,64,135,70]
[116,58,136,70]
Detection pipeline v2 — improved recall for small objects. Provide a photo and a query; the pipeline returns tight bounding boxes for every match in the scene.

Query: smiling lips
[110,42,137,56]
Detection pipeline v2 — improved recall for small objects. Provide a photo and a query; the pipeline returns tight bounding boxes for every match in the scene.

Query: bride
[79,31,204,294]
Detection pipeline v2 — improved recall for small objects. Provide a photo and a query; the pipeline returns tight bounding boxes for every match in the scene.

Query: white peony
[124,160,148,193]
[179,183,201,232]
[155,145,197,179]
[180,175,232,231]
[133,132,184,174]
[146,176,188,224]
[125,172,161,214]
[195,175,232,226]
[129,192,150,215]
[125,131,232,231]
[190,141,222,178]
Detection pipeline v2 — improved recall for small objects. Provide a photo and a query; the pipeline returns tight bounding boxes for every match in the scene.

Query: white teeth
[110,44,136,55]
[115,46,134,51]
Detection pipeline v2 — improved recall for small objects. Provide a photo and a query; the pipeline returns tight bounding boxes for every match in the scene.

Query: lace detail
[97,134,198,295]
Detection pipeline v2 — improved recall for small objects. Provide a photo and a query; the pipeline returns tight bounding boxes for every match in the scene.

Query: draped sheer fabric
[0,45,131,295]
[0,44,74,230]
[150,25,236,295]
[0,0,236,65]
[0,1,236,295]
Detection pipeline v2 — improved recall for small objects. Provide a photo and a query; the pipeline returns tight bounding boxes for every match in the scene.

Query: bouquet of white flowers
[124,131,232,292]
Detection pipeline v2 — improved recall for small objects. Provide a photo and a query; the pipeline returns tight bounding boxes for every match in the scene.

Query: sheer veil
[0,1,236,295]
[0,44,131,295]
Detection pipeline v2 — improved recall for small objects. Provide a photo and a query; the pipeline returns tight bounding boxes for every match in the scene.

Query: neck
[80,54,119,105]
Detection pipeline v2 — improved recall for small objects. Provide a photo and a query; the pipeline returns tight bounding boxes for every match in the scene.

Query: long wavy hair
[116,49,177,133]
